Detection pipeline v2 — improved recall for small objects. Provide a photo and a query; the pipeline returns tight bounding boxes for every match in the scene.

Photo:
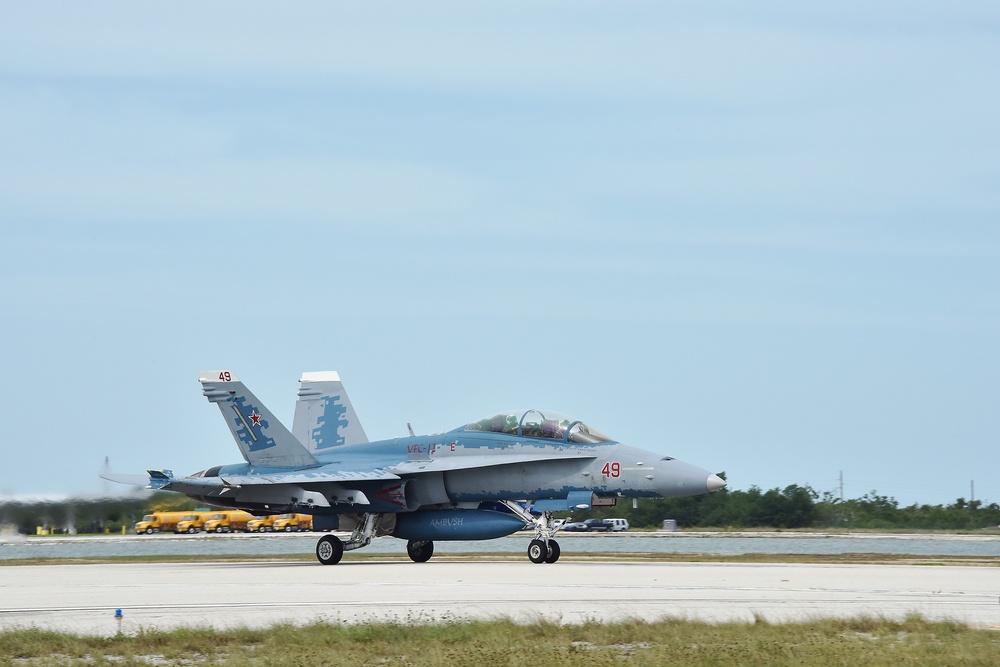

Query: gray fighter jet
[107,371,726,564]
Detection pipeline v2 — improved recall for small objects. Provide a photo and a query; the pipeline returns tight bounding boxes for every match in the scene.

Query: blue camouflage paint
[230,396,276,452]
[311,395,348,450]
[167,386,725,532]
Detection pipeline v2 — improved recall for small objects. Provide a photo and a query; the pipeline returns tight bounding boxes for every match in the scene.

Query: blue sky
[1,2,997,507]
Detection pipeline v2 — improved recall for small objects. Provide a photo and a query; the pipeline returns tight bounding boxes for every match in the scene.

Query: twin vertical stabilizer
[199,371,319,468]
[293,371,369,451]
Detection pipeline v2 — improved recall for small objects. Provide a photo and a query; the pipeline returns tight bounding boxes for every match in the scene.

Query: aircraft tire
[528,539,547,564]
[544,540,561,564]
[316,535,344,565]
[406,540,434,563]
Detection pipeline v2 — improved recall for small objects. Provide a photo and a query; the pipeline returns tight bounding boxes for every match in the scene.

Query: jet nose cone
[707,474,727,492]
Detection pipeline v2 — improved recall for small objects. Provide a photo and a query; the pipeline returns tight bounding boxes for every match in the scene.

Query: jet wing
[150,468,399,508]
[217,469,400,486]
[115,455,587,490]
[128,468,398,493]
[388,452,596,475]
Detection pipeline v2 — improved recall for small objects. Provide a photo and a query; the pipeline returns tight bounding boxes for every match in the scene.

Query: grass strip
[2,616,998,666]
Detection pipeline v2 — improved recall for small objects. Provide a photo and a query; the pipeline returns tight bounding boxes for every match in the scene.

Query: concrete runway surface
[1,560,998,635]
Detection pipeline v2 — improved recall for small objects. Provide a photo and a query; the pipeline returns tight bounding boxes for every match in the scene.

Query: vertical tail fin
[199,371,319,468]
[292,371,369,452]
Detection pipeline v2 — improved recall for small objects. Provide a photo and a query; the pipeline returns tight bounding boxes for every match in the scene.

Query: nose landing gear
[527,538,561,563]
[543,539,560,563]
[499,500,562,564]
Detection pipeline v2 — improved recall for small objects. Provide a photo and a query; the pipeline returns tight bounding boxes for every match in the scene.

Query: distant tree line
[578,475,1000,531]
[2,480,999,534]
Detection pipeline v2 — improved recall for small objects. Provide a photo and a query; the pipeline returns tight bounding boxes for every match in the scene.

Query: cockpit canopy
[460,409,614,444]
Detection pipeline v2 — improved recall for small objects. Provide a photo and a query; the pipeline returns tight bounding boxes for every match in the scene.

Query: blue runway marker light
[115,608,123,633]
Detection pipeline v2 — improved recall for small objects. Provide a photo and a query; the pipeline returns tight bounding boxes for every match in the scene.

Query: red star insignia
[249,410,262,427]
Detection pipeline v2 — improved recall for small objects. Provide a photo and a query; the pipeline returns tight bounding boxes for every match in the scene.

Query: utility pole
[970,479,978,528]
[839,470,844,502]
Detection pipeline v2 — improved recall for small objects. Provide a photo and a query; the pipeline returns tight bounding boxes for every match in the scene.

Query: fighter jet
[107,371,726,564]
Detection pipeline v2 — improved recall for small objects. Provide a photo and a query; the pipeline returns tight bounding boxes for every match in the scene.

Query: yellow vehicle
[174,512,209,534]
[272,513,313,532]
[135,511,189,534]
[203,510,254,533]
[247,515,278,533]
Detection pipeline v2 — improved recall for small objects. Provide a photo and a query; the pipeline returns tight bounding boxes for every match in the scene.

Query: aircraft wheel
[316,535,344,565]
[406,540,434,563]
[145,527,153,535]
[544,540,561,564]
[528,539,547,564]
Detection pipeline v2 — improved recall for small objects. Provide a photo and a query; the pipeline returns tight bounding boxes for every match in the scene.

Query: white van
[606,518,630,532]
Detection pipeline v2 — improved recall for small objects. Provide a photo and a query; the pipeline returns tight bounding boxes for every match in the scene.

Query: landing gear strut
[499,501,562,564]
[407,540,434,562]
[315,513,384,565]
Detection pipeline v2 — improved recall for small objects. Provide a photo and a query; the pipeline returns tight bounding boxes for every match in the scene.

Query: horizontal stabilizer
[147,469,174,490]
[99,473,151,487]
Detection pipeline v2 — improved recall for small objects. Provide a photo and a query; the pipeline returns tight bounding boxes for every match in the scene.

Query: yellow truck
[203,510,254,533]
[134,511,189,535]
[174,512,209,534]
[246,515,277,533]
[272,513,313,532]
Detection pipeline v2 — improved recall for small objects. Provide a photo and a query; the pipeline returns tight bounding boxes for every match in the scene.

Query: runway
[1,560,998,635]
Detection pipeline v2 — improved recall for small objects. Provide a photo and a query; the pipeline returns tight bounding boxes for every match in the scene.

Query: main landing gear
[314,506,564,565]
[315,512,383,565]
[406,540,434,563]
[316,534,344,565]
[499,501,561,564]
[313,516,436,564]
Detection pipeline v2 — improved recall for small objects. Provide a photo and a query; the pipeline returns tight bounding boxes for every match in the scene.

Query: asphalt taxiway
[1,560,998,635]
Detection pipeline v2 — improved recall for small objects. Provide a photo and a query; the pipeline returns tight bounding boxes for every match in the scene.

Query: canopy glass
[460,409,613,444]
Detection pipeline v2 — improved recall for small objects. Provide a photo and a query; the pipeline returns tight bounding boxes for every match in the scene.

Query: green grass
[2,616,997,666]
